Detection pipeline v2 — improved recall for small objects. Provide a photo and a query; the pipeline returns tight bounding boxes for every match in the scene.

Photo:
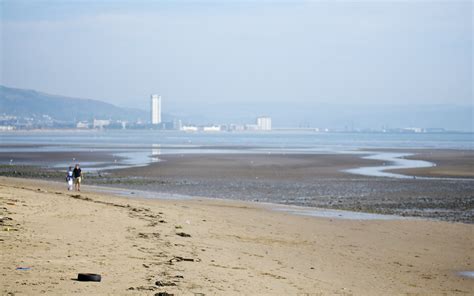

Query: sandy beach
[1,177,473,295]
[3,0,472,294]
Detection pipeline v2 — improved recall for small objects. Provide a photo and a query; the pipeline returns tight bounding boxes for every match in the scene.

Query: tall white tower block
[151,94,161,124]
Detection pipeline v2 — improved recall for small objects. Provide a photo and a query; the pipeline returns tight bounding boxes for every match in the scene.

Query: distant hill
[0,85,148,122]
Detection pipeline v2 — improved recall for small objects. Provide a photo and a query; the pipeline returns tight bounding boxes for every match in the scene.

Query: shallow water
[272,205,407,221]
[345,152,434,179]
[457,271,474,279]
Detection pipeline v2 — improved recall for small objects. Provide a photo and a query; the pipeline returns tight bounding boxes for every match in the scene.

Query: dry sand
[1,177,473,295]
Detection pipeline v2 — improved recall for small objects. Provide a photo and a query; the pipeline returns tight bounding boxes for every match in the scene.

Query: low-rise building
[76,121,90,129]
[256,116,272,131]
[203,126,221,132]
[181,125,198,132]
[93,119,110,129]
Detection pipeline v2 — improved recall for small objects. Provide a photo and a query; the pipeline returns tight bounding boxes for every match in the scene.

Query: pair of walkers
[66,164,83,191]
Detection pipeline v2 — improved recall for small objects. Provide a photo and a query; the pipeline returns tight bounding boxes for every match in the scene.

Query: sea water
[1,130,472,150]
[1,130,472,177]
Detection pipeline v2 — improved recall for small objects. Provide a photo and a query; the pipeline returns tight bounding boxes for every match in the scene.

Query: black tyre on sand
[77,273,101,282]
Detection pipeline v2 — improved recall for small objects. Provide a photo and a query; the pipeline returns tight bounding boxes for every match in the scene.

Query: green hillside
[0,85,148,122]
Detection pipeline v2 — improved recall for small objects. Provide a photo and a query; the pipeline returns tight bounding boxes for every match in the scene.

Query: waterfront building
[256,116,272,131]
[181,125,198,132]
[151,94,162,125]
[93,119,110,129]
[203,125,221,132]
[76,121,89,129]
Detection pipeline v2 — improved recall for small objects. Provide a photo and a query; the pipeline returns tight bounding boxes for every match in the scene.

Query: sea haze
[166,102,474,131]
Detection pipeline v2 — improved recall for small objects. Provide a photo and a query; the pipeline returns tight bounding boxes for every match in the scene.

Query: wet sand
[1,150,473,223]
[115,153,382,179]
[106,153,473,223]
[388,149,474,178]
[1,177,473,295]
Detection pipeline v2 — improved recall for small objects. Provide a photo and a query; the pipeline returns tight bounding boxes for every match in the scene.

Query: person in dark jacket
[73,164,83,191]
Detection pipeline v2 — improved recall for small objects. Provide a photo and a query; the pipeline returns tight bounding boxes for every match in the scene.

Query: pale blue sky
[1,0,472,111]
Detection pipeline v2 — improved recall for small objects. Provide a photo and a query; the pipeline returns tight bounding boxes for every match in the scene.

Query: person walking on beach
[73,164,83,191]
[66,166,74,191]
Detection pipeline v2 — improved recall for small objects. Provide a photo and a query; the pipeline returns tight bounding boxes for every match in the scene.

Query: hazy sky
[1,0,472,111]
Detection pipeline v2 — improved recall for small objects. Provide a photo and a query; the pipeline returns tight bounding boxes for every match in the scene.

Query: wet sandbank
[1,150,473,223]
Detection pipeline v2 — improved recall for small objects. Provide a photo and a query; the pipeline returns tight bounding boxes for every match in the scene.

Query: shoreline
[1,176,472,295]
[35,179,416,222]
[1,149,473,223]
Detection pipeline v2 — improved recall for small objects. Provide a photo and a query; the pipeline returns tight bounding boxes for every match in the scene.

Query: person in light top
[66,166,73,191]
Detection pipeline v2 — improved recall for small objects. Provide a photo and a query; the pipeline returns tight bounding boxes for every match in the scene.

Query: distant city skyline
[0,84,472,131]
